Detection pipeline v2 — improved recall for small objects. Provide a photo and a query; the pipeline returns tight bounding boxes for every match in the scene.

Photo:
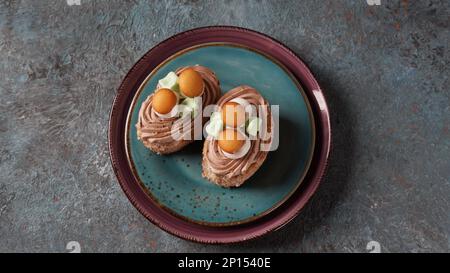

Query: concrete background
[0,0,448,253]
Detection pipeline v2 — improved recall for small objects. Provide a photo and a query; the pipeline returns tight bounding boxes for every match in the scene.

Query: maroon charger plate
[109,26,331,244]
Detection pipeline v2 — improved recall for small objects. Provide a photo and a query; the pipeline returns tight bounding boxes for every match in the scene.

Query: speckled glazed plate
[127,44,315,226]
[109,26,331,243]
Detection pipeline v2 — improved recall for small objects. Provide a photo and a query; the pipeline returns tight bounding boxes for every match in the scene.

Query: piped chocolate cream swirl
[203,86,273,186]
[136,65,221,153]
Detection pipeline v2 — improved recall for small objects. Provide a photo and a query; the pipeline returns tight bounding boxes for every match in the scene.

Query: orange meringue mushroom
[218,129,245,154]
[179,68,205,97]
[221,102,246,128]
[152,88,178,114]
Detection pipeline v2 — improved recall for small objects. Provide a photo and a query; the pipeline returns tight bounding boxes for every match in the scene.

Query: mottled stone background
[0,0,448,253]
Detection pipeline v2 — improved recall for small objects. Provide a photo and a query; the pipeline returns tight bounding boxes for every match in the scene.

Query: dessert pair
[136,65,273,187]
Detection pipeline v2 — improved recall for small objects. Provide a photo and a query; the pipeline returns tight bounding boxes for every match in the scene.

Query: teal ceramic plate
[126,43,315,226]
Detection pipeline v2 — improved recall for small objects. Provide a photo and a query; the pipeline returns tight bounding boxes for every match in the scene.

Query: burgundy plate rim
[108,26,331,244]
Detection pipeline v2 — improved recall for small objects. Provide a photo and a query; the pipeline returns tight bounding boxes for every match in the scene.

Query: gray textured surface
[0,0,449,253]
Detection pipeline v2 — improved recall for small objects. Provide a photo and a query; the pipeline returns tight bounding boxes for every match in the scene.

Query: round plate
[126,44,315,226]
[109,26,331,243]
